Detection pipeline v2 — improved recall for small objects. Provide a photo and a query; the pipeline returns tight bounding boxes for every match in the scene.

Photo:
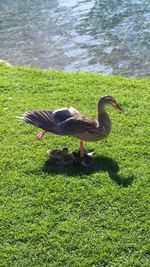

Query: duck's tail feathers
[17,110,54,131]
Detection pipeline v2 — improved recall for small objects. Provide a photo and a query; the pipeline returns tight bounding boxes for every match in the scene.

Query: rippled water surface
[0,0,150,77]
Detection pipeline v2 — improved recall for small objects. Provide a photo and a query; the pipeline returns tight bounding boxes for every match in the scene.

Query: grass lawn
[0,64,150,267]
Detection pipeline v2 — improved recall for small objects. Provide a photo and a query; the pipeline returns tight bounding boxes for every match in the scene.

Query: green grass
[0,64,150,267]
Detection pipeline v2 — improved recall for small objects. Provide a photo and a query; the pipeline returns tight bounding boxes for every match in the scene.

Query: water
[0,0,150,77]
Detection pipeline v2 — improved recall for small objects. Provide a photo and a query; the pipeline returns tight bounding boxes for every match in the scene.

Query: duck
[19,96,123,157]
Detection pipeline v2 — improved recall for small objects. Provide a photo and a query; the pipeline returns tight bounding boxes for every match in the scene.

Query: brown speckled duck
[20,96,123,157]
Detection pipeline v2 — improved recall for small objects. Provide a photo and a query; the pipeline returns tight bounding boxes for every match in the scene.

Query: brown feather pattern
[20,96,123,142]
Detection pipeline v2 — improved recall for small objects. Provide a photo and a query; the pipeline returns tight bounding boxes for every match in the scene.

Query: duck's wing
[21,107,81,133]
[57,115,99,137]
[52,107,80,123]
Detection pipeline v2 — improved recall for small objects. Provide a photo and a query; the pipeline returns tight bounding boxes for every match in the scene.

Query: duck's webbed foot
[36,130,46,141]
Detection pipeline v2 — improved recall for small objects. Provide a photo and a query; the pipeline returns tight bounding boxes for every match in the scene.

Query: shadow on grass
[42,155,134,187]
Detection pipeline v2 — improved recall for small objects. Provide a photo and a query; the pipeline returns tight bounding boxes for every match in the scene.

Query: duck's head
[98,96,124,112]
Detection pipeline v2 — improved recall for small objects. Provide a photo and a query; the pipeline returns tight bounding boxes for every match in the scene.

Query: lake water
[0,0,150,77]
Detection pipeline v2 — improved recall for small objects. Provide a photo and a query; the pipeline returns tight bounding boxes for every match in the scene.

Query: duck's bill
[116,103,124,112]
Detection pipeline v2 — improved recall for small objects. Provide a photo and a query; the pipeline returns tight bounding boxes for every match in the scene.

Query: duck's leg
[80,140,84,158]
[36,130,46,141]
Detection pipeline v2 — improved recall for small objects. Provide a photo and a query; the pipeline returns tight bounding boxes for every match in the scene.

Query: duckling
[48,148,93,167]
